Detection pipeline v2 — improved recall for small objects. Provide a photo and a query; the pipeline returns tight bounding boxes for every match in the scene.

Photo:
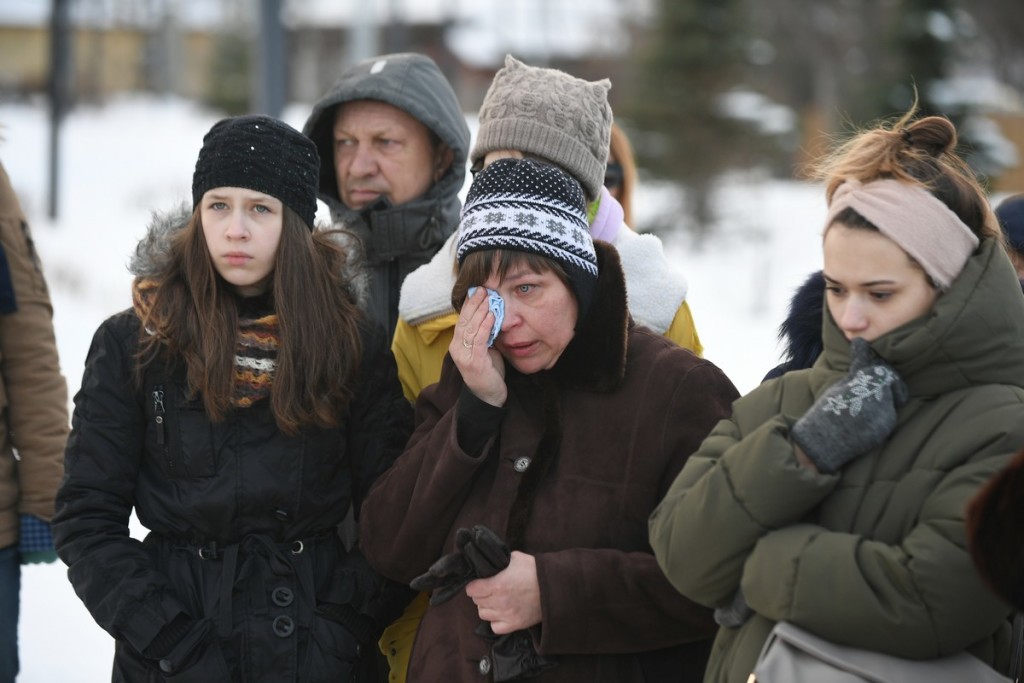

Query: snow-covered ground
[1,94,825,681]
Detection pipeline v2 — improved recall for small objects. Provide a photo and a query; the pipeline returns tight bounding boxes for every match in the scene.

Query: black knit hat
[192,115,320,229]
[457,157,598,317]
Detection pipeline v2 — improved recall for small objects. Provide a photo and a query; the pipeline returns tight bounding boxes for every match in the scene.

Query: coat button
[272,615,295,637]
[513,456,531,473]
[478,656,491,675]
[273,508,290,521]
[272,587,294,607]
[158,659,174,674]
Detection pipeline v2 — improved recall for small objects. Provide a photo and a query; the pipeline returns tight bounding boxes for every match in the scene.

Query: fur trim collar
[129,202,191,279]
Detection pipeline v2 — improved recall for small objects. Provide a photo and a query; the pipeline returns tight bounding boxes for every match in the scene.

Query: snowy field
[1,94,828,680]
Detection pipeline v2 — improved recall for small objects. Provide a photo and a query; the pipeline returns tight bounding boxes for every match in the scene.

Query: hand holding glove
[792,337,909,474]
[410,525,510,606]
[19,515,58,565]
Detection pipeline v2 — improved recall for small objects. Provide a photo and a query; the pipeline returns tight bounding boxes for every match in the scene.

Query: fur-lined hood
[129,203,369,306]
[762,270,824,381]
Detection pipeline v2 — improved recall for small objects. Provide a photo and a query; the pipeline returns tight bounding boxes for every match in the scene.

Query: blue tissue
[467,287,504,347]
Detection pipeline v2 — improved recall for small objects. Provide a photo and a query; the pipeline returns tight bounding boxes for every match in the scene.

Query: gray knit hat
[471,55,613,201]
[193,115,320,229]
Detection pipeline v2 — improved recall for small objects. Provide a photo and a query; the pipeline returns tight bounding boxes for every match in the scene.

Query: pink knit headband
[825,178,979,290]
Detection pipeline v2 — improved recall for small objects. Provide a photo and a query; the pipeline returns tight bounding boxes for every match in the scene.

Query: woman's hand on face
[465,551,541,634]
[452,287,507,407]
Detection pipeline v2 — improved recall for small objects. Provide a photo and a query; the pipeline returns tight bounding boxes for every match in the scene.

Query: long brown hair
[608,123,637,227]
[136,206,363,434]
[812,108,1001,242]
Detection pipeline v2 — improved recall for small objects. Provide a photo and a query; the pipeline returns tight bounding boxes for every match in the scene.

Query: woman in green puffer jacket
[649,110,1024,683]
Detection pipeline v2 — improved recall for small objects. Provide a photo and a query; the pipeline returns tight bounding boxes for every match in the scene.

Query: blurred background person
[995,194,1024,283]
[605,123,638,227]
[761,270,825,381]
[968,445,1024,613]
[0,154,69,683]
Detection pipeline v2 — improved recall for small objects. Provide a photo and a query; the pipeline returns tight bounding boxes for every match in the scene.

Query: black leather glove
[791,337,909,473]
[410,525,511,606]
[474,622,558,682]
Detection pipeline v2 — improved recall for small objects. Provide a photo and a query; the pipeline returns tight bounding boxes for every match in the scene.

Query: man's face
[331,100,449,210]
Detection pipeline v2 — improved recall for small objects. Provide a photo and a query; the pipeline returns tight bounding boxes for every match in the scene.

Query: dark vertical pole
[48,0,72,220]
[385,0,408,53]
[255,0,285,117]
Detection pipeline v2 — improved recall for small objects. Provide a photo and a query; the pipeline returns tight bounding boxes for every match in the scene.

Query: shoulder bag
[749,620,1013,683]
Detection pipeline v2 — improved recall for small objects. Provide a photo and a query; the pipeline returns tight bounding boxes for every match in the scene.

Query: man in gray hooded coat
[303,53,470,338]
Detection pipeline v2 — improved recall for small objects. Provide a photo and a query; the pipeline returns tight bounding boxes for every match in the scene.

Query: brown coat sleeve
[967,445,1024,610]
[0,159,69,538]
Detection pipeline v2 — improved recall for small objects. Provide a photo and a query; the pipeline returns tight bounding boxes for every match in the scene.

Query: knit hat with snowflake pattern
[457,157,598,317]
[471,55,613,202]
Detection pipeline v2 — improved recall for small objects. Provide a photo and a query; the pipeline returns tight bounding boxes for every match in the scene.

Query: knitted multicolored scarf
[133,278,279,407]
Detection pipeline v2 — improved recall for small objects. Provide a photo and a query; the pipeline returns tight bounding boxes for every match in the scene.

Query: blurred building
[1,0,1021,192]
[0,0,630,112]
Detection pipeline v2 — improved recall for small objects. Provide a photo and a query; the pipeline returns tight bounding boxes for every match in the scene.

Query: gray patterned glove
[714,588,754,629]
[791,337,908,473]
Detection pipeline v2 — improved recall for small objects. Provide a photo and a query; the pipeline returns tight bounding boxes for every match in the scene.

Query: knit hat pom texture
[192,114,320,229]
[472,55,612,201]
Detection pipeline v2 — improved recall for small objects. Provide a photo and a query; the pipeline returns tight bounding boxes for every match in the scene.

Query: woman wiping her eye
[359,157,739,682]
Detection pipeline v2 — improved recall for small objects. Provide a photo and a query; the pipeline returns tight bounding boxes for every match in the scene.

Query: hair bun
[905,116,957,156]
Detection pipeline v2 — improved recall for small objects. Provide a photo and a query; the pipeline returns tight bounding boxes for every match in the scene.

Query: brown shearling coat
[360,243,740,682]
[0,159,68,549]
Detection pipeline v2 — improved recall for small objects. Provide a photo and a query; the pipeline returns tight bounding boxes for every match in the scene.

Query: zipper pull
[152,386,166,446]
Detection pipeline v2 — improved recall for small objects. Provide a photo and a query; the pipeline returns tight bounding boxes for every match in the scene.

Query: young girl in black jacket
[54,115,411,682]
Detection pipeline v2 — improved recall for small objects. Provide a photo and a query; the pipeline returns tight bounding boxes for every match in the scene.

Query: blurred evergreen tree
[620,0,768,243]
[206,32,251,115]
[740,0,998,178]
[895,0,953,116]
